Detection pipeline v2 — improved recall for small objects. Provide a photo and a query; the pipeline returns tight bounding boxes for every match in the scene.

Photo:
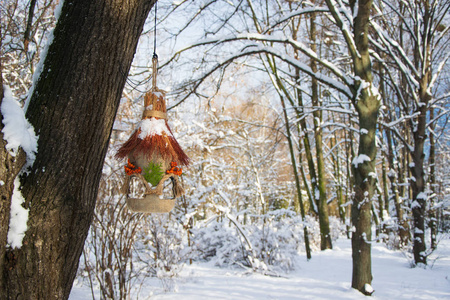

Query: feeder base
[126,194,176,213]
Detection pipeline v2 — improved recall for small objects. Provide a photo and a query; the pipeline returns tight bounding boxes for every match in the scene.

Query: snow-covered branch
[324,0,360,61]
[166,41,354,108]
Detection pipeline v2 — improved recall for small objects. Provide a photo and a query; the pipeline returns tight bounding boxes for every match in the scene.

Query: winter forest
[1,0,449,299]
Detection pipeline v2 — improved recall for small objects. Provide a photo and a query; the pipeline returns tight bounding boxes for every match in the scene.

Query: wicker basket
[126,195,176,213]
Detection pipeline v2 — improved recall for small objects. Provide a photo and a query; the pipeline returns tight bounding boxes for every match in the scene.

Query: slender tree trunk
[0,1,154,299]
[410,1,433,265]
[297,95,319,213]
[381,155,388,223]
[428,108,437,250]
[410,83,429,265]
[309,11,332,250]
[344,115,355,239]
[386,124,410,246]
[331,131,347,231]
[281,96,311,260]
[378,63,388,227]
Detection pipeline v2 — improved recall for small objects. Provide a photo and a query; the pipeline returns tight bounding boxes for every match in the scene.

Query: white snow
[411,200,421,209]
[53,0,65,20]
[7,177,29,248]
[1,85,38,167]
[414,228,424,234]
[70,237,450,300]
[24,28,54,112]
[151,91,164,98]
[351,154,371,168]
[364,283,374,294]
[138,117,173,139]
[416,192,427,200]
[314,187,320,200]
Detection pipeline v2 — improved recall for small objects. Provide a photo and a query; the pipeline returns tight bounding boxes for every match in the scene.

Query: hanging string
[153,0,158,59]
[119,2,160,97]
[152,0,159,89]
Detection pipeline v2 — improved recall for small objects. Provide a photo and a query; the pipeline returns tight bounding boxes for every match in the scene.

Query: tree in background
[372,0,450,265]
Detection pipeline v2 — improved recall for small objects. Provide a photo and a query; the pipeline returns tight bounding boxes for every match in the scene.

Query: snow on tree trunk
[324,0,379,294]
[0,0,155,299]
[0,71,27,298]
[410,78,430,266]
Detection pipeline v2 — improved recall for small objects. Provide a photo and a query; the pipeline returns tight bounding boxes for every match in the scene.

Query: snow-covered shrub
[303,215,321,251]
[190,211,337,274]
[329,216,347,242]
[192,218,250,267]
[136,214,188,278]
[246,213,305,273]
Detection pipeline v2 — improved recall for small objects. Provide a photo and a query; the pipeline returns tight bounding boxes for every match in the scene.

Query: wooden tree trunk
[410,85,429,265]
[351,101,378,294]
[0,64,27,296]
[281,96,312,260]
[410,1,433,266]
[331,130,347,233]
[325,0,379,294]
[309,11,332,250]
[386,124,410,246]
[0,1,154,299]
[428,108,437,250]
[351,1,380,293]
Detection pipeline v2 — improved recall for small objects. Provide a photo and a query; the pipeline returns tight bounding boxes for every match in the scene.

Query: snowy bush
[247,214,305,273]
[136,214,188,278]
[192,218,249,267]
[329,216,347,242]
[189,211,343,274]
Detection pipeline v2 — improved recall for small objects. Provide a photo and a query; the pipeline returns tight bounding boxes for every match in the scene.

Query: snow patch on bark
[364,283,374,295]
[351,154,371,168]
[416,192,427,200]
[7,177,29,248]
[1,85,38,167]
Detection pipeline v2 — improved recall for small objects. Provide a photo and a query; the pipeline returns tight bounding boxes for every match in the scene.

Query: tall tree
[0,0,155,299]
[324,0,379,293]
[307,8,332,250]
[372,0,450,265]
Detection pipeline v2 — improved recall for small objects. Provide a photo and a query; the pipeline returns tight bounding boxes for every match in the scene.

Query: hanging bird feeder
[116,55,189,213]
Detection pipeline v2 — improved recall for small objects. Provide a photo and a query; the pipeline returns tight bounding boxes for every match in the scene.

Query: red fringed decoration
[116,89,189,167]
[115,126,189,166]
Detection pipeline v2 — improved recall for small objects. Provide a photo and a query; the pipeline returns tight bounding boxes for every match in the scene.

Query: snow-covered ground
[70,236,450,299]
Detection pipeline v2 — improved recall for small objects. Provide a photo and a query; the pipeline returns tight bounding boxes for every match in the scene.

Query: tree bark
[350,0,379,290]
[0,1,154,299]
[0,58,28,296]
[385,122,410,246]
[410,81,429,265]
[428,108,437,250]
[309,10,332,250]
[409,0,434,266]
[281,96,312,260]
[325,0,379,294]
